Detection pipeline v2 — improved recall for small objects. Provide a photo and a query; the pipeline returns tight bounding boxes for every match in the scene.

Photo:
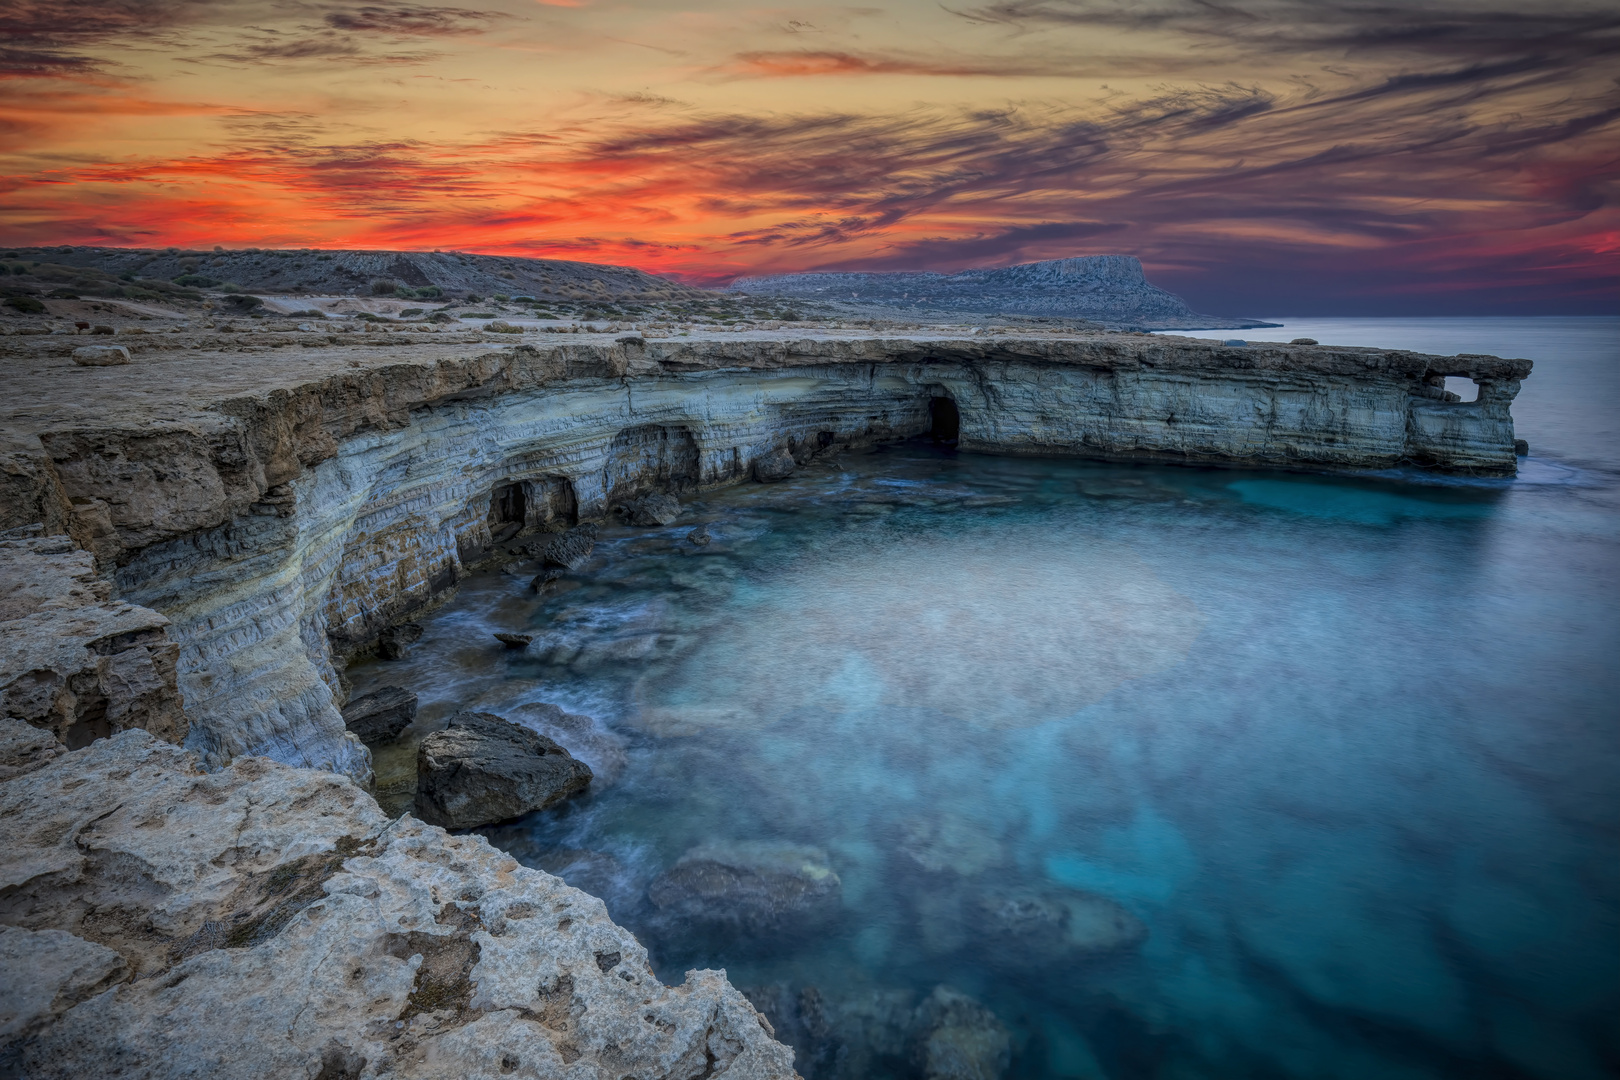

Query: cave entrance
[930,396,960,445]
[488,482,526,538]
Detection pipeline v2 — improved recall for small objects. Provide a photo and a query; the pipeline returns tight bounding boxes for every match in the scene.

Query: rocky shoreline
[0,320,1530,1076]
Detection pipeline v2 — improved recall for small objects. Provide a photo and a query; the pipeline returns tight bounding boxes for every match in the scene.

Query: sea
[349,316,1619,1079]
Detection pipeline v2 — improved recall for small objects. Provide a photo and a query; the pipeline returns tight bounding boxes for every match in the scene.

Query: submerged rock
[970,886,1147,965]
[339,685,417,745]
[895,814,1003,876]
[753,448,797,483]
[376,622,423,660]
[414,711,592,829]
[912,986,1010,1080]
[621,493,681,526]
[540,524,598,570]
[493,632,533,649]
[648,841,841,937]
[686,523,712,546]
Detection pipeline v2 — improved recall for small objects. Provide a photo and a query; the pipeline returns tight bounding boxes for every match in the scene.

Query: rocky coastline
[1,319,1530,1076]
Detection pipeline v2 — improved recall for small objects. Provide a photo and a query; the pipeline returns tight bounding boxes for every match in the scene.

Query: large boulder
[414,711,592,829]
[339,685,417,745]
[648,841,841,938]
[376,622,422,660]
[753,448,797,483]
[540,524,598,570]
[71,345,130,366]
[621,494,681,526]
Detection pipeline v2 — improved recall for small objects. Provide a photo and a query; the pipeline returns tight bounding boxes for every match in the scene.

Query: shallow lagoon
[352,318,1619,1079]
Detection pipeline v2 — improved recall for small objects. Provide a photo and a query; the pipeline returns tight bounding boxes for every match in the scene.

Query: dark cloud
[0,0,208,77]
[951,0,1620,61]
[321,4,507,36]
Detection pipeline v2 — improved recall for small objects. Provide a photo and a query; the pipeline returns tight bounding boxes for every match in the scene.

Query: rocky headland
[728,255,1273,330]
[0,300,1530,1076]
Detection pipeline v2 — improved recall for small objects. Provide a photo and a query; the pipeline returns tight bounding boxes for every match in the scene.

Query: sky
[1,0,1616,314]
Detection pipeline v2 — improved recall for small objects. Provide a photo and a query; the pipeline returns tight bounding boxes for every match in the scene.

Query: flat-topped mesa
[729,255,1271,328]
[0,329,1528,780]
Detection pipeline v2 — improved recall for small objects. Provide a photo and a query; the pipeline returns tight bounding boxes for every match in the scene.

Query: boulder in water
[753,448,797,483]
[686,523,712,546]
[648,840,841,937]
[376,622,422,660]
[414,710,592,828]
[622,493,681,526]
[339,685,417,745]
[540,524,598,570]
[493,632,533,648]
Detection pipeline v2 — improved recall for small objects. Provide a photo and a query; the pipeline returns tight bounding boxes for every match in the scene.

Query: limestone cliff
[0,327,1528,780]
[0,723,795,1079]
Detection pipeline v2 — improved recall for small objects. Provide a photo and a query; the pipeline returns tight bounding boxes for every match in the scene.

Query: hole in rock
[1444,377,1481,402]
[488,482,526,526]
[64,698,111,749]
[930,396,960,445]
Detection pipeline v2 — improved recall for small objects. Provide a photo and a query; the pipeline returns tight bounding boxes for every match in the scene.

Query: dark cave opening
[930,396,960,445]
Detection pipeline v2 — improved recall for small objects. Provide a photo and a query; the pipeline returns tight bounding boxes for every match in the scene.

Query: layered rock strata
[0,330,1529,779]
[0,724,795,1078]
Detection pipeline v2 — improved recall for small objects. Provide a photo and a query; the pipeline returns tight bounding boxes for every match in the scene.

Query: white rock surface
[0,725,797,1079]
[70,345,130,366]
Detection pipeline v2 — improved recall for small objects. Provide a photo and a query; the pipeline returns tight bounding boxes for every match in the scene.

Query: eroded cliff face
[0,723,795,1079]
[0,330,1528,779]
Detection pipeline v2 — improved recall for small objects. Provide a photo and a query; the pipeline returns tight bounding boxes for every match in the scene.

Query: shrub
[400,307,424,317]
[465,294,481,303]
[460,312,498,319]
[493,293,510,302]
[414,285,442,298]
[5,296,45,313]
[173,274,219,287]
[224,293,263,310]
[512,295,536,303]
[371,279,397,295]
[427,311,454,324]
[47,289,80,299]
[484,320,522,334]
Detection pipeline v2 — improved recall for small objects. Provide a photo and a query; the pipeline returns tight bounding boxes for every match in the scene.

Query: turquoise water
[352,317,1619,1079]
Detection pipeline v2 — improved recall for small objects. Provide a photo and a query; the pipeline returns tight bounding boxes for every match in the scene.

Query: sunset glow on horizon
[2,0,1616,313]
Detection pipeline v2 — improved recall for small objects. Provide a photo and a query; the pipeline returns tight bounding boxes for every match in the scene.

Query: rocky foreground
[0,720,794,1079]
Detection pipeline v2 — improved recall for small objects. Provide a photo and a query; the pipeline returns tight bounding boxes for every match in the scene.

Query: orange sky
[2,0,1616,311]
